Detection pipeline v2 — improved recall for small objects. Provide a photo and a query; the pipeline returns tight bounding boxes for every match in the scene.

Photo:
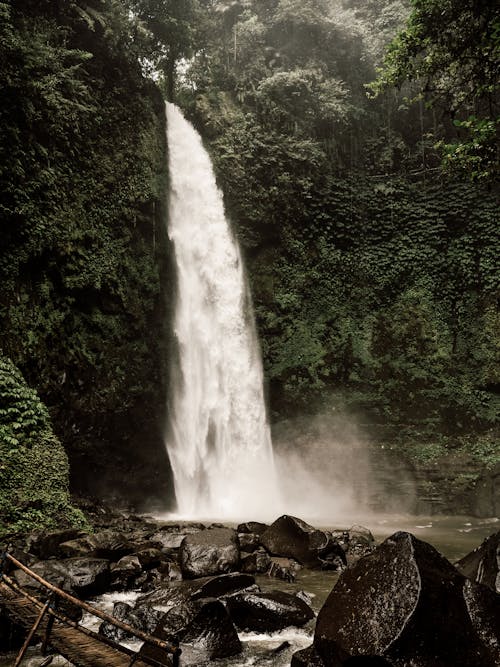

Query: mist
[272,411,417,526]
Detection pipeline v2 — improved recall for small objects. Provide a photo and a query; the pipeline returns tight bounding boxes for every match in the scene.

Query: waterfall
[164,103,281,519]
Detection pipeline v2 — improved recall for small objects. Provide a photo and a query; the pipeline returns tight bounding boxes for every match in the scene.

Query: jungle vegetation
[0,0,498,530]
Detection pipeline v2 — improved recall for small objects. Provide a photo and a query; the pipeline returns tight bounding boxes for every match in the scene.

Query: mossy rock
[0,356,87,536]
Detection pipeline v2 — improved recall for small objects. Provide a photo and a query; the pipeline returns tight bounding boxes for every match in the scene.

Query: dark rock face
[99,601,134,642]
[261,515,346,568]
[58,531,131,560]
[456,531,500,593]
[140,598,241,665]
[237,521,268,535]
[226,590,314,632]
[179,528,239,578]
[110,555,142,590]
[238,532,261,551]
[313,531,500,667]
[29,528,87,559]
[13,557,110,598]
[240,550,271,574]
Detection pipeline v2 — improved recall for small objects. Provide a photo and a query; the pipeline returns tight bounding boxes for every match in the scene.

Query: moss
[0,356,88,536]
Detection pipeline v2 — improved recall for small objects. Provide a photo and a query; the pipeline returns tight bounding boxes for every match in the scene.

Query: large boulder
[110,555,142,590]
[226,590,314,632]
[179,528,239,578]
[140,598,241,665]
[260,515,346,568]
[58,530,133,561]
[456,531,500,593]
[237,521,268,535]
[310,531,500,667]
[29,528,88,559]
[13,557,110,598]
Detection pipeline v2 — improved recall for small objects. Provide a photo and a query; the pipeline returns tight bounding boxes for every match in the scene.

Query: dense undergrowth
[0,0,172,514]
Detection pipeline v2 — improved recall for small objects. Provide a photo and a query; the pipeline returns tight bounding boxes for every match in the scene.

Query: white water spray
[164,103,281,520]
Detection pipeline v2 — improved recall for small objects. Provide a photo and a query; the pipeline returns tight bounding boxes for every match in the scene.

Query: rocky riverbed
[0,506,499,666]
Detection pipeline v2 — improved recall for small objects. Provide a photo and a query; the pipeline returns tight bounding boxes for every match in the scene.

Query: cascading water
[164,103,281,519]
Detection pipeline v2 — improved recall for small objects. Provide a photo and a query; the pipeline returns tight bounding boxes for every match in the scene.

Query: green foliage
[0,356,88,536]
[178,0,500,441]
[0,0,170,497]
[371,0,500,181]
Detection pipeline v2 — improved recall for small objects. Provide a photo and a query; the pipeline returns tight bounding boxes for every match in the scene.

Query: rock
[463,578,500,664]
[140,598,241,664]
[134,547,164,569]
[238,532,261,551]
[313,531,500,666]
[14,558,110,598]
[190,573,255,600]
[268,560,295,582]
[179,528,239,578]
[296,590,315,606]
[28,528,87,559]
[99,601,134,642]
[348,525,375,554]
[150,532,186,550]
[137,583,192,612]
[291,645,326,667]
[237,521,268,535]
[226,590,314,632]
[240,550,271,574]
[110,555,142,590]
[456,530,500,593]
[142,562,183,591]
[58,531,131,561]
[261,515,346,568]
[348,525,374,544]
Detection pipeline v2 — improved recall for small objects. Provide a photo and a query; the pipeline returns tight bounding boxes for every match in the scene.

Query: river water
[5,514,498,667]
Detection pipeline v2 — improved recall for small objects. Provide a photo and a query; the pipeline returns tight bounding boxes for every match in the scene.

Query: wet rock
[137,583,192,612]
[134,547,164,569]
[140,598,241,664]
[291,645,326,667]
[110,555,142,590]
[226,590,314,632]
[456,530,500,593]
[237,521,268,535]
[13,557,110,598]
[58,531,131,561]
[313,531,500,667]
[142,562,183,591]
[347,525,375,557]
[28,528,87,559]
[150,531,186,550]
[99,601,134,642]
[267,560,295,582]
[261,515,346,568]
[190,572,255,600]
[240,550,271,574]
[179,528,239,578]
[463,578,500,664]
[238,532,261,551]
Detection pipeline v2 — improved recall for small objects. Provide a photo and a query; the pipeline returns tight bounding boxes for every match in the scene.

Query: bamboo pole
[14,597,50,666]
[5,553,180,658]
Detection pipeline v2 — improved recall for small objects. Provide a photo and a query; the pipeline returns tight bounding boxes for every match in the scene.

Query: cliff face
[0,1,174,508]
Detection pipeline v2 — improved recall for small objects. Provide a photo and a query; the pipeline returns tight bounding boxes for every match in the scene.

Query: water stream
[164,103,281,520]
